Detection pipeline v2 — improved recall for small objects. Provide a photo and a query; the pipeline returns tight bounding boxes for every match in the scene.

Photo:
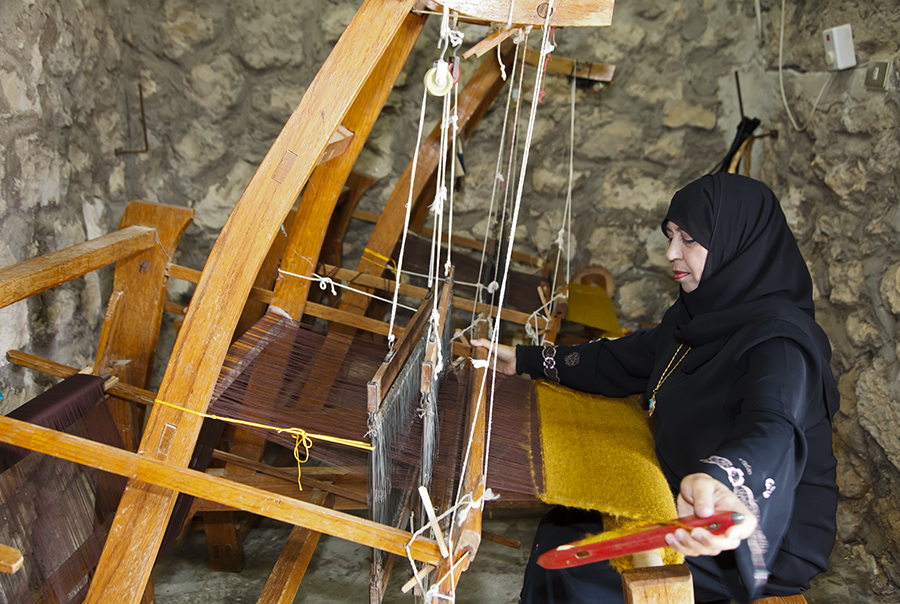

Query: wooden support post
[621,564,694,604]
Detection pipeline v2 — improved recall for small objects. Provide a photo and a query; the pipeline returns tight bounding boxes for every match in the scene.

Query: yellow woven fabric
[535,380,682,570]
[565,283,623,337]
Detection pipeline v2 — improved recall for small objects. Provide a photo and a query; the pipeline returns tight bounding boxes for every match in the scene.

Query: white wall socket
[823,24,856,71]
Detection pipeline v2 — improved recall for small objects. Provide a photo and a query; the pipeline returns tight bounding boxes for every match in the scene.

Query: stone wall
[1,0,899,601]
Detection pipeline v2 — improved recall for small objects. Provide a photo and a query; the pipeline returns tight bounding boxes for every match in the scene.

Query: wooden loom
[0,1,621,603]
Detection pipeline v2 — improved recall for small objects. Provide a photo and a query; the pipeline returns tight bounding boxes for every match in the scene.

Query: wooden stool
[621,565,809,604]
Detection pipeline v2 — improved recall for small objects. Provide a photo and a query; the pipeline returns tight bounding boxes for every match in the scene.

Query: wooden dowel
[419,486,449,558]
[6,350,156,408]
[481,530,520,549]
[401,564,435,594]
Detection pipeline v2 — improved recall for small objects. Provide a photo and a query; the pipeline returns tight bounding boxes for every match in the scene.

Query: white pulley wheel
[424,63,453,96]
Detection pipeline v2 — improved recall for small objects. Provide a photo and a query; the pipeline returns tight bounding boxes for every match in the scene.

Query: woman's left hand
[665,473,758,557]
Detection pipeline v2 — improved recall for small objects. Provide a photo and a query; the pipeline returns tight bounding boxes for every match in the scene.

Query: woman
[474,174,839,603]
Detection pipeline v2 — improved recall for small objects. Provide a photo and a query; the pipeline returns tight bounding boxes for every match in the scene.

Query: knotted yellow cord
[153,398,374,491]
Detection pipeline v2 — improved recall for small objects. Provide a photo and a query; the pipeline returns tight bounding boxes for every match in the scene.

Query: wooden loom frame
[0,1,617,602]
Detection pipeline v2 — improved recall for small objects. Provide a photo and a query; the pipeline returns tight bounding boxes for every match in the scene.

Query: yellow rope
[363,247,398,275]
[153,398,374,491]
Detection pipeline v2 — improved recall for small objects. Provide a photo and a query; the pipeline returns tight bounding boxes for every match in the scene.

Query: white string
[278,269,418,312]
[445,82,459,278]
[471,32,524,328]
[403,487,498,600]
[480,0,556,487]
[387,86,429,348]
[548,62,577,312]
[451,5,556,556]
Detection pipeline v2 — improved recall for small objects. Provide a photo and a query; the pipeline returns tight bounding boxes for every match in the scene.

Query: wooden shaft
[0,415,443,566]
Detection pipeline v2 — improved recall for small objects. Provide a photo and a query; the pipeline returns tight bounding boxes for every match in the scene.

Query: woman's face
[664,221,708,293]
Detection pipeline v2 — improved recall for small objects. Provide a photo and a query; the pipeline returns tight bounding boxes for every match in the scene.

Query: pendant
[648,397,656,416]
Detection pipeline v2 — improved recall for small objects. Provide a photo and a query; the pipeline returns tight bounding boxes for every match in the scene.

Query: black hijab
[662,173,839,418]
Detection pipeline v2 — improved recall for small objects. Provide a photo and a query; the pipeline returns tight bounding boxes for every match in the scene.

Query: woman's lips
[673,271,689,281]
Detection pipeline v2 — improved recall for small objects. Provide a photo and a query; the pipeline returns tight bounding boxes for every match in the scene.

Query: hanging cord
[387,85,430,349]
[778,0,835,132]
[471,30,525,327]
[403,487,500,600]
[479,0,557,496]
[445,82,459,278]
[492,29,530,300]
[547,61,578,312]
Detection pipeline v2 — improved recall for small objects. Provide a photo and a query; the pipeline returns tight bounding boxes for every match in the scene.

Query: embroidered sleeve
[541,345,559,382]
[701,455,770,586]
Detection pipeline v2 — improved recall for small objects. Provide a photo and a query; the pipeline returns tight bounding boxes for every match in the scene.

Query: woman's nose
[666,239,681,261]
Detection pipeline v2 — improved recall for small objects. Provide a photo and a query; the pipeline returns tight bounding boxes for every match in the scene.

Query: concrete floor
[152,507,887,604]
[153,507,544,604]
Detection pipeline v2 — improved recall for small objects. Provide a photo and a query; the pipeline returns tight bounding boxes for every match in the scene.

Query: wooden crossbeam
[0,415,443,566]
[0,225,155,308]
[421,0,614,27]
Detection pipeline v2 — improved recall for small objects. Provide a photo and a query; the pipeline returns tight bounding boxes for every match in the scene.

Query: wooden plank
[523,47,616,82]
[0,225,155,309]
[622,564,693,604]
[93,290,125,376]
[463,26,518,59]
[368,290,435,412]
[80,3,423,601]
[318,173,378,278]
[427,0,614,27]
[257,490,333,604]
[108,202,195,451]
[316,263,546,328]
[0,415,443,567]
[751,597,808,604]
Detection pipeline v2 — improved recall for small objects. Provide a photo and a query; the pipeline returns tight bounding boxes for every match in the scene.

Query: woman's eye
[683,238,696,245]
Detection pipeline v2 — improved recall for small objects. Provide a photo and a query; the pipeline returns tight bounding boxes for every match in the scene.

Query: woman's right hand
[470,338,517,376]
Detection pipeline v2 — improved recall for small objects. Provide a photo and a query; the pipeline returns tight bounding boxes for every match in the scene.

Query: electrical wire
[778,0,836,132]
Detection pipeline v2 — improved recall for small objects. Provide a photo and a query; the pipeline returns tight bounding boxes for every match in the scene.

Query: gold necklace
[649,343,691,416]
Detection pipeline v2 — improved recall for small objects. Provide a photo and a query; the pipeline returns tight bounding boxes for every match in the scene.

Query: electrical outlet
[865,60,890,90]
